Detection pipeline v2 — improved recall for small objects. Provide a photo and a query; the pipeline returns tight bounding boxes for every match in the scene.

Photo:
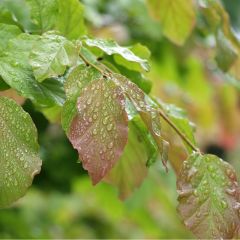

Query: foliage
[0,0,240,239]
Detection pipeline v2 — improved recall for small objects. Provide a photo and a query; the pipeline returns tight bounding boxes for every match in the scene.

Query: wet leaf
[30,32,79,82]
[147,0,196,45]
[0,96,42,208]
[68,78,128,184]
[26,0,58,33]
[85,38,150,72]
[62,65,101,132]
[0,33,65,107]
[177,153,240,239]
[56,0,86,39]
[104,115,158,200]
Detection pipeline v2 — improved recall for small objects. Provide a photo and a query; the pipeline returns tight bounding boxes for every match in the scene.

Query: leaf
[26,0,58,33]
[0,96,42,208]
[114,43,151,73]
[0,23,21,52]
[199,0,240,76]
[56,0,87,39]
[0,33,65,107]
[104,115,158,200]
[109,73,168,166]
[177,153,240,239]
[62,65,101,132]
[84,38,150,72]
[1,0,34,31]
[67,78,128,184]
[147,0,196,45]
[29,32,79,82]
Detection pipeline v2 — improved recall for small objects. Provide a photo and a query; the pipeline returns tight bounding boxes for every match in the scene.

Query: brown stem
[157,107,200,153]
[79,52,105,74]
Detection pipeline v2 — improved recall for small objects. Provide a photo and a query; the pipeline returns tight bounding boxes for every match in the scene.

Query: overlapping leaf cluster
[0,0,239,238]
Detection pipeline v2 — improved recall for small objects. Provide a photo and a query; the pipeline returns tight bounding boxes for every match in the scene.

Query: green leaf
[29,32,79,82]
[85,38,150,72]
[147,0,196,45]
[199,0,240,77]
[1,0,34,31]
[62,65,101,132]
[67,77,128,184]
[0,4,16,25]
[104,115,158,200]
[26,0,58,33]
[0,33,66,107]
[177,153,240,239]
[56,0,86,39]
[114,43,151,73]
[0,23,21,52]
[0,96,42,208]
[109,73,169,167]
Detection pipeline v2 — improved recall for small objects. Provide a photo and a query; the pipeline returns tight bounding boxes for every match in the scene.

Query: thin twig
[157,107,200,152]
[79,52,105,74]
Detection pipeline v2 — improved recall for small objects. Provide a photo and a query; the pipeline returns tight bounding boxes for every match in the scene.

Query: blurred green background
[1,0,240,238]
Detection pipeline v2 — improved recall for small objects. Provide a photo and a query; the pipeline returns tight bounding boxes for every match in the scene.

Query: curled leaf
[85,38,150,72]
[177,153,240,239]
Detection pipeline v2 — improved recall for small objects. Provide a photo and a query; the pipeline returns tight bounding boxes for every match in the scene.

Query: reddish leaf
[68,78,128,184]
[177,153,240,239]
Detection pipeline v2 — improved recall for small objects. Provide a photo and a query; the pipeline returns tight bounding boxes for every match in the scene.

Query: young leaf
[84,38,150,72]
[177,153,240,239]
[0,23,21,51]
[68,78,128,184]
[104,115,158,200]
[56,0,87,39]
[0,96,42,208]
[29,32,79,82]
[26,0,58,33]
[147,0,196,45]
[0,33,65,107]
[62,65,102,132]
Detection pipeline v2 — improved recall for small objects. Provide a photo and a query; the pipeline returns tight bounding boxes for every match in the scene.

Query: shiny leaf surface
[0,96,42,208]
[177,153,240,239]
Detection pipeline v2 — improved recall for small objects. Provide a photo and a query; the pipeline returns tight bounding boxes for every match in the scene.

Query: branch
[79,52,105,75]
[157,107,200,153]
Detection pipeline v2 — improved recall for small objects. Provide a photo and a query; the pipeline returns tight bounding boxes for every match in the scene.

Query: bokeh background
[1,0,240,238]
